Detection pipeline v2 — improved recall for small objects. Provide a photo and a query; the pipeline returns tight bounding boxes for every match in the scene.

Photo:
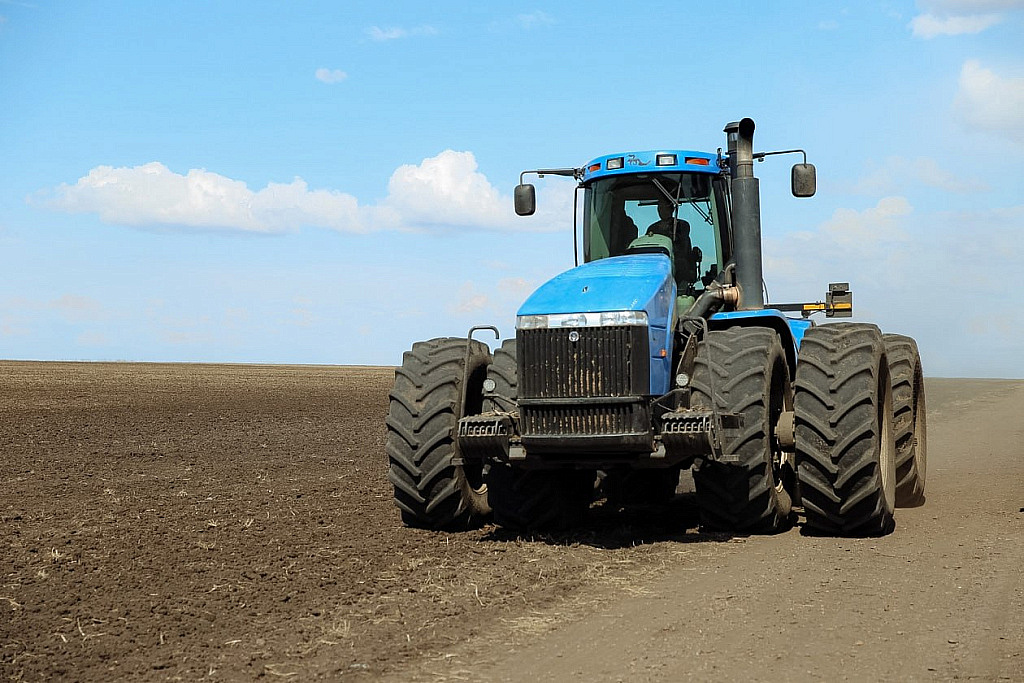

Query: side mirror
[791,163,816,197]
[514,184,536,216]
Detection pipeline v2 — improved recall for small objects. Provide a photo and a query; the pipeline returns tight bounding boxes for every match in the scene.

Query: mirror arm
[520,167,583,184]
[751,149,807,164]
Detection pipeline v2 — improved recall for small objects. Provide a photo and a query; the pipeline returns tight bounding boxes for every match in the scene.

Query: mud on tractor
[386,118,926,537]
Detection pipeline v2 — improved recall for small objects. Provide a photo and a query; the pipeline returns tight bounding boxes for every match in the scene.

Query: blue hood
[517,253,676,396]
[517,254,674,319]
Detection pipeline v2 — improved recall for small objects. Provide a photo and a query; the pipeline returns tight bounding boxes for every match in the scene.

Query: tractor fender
[708,309,811,379]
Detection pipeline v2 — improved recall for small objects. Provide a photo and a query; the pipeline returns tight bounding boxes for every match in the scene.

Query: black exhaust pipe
[724,118,763,310]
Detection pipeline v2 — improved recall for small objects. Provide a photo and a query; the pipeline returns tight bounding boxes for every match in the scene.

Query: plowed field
[2,362,1021,681]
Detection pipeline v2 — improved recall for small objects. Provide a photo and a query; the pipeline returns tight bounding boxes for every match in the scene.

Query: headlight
[517,310,648,329]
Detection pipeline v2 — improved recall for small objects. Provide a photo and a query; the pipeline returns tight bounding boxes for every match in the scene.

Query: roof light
[656,154,677,166]
[606,157,624,170]
[685,157,710,166]
[588,163,601,173]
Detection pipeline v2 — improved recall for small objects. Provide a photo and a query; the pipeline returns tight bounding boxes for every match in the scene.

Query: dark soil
[0,362,708,681]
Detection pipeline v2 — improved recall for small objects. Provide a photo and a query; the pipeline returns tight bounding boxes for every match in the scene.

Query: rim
[913,363,927,483]
[460,462,488,496]
[768,358,792,494]
[879,373,896,510]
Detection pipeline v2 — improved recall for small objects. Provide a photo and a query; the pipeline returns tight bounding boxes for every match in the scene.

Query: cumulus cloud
[41,151,574,234]
[366,24,437,41]
[910,12,1002,36]
[314,67,347,84]
[43,162,368,233]
[387,150,508,228]
[954,60,1024,143]
[910,0,1024,37]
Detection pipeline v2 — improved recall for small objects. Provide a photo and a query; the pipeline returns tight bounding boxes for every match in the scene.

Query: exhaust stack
[724,118,764,310]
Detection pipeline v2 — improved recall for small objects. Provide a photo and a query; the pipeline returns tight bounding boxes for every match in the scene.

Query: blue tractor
[386,118,926,537]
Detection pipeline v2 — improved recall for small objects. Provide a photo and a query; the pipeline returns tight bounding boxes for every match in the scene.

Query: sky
[0,1,1022,377]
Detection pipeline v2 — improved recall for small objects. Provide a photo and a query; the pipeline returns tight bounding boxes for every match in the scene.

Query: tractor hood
[516,254,676,395]
[517,253,674,319]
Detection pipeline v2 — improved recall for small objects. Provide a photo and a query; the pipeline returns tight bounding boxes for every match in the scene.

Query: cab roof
[581,150,721,183]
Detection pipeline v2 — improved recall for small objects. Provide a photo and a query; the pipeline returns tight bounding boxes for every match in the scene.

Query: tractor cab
[579,151,731,311]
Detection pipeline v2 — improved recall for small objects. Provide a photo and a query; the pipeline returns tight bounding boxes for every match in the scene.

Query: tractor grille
[520,402,645,436]
[517,326,649,399]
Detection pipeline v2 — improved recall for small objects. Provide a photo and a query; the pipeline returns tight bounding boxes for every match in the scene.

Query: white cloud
[918,0,1024,11]
[955,60,1024,143]
[387,150,508,228]
[764,196,913,296]
[41,151,574,234]
[314,68,347,84]
[0,294,105,338]
[42,162,369,233]
[910,0,1024,37]
[50,294,104,323]
[820,196,912,250]
[910,12,1002,36]
[517,11,554,28]
[851,156,989,194]
[765,198,1024,377]
[496,277,534,297]
[366,24,437,41]
[449,282,491,315]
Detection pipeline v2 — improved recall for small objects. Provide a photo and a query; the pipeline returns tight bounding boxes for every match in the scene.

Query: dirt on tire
[2,362,1022,681]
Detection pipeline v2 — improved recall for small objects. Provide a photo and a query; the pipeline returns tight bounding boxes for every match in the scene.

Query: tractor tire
[482,339,595,530]
[690,327,794,533]
[602,467,681,507]
[385,337,492,530]
[884,334,927,507]
[488,463,596,531]
[483,339,518,414]
[795,323,897,536]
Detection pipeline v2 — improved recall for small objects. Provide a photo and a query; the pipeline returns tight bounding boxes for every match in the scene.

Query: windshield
[583,172,725,294]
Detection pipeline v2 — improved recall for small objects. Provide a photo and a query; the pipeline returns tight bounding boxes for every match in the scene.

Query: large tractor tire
[883,334,927,507]
[795,323,897,536]
[385,337,491,530]
[690,327,794,533]
[483,339,596,531]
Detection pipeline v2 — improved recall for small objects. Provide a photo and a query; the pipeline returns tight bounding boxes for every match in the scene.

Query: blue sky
[1,1,1022,377]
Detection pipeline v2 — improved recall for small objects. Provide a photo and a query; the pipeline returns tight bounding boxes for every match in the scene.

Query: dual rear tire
[884,334,927,507]
[794,323,897,536]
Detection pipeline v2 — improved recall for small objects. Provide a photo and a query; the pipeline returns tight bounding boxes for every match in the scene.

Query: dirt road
[1,363,1021,681]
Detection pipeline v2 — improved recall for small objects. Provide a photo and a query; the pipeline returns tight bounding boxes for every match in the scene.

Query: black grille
[517,326,649,398]
[521,403,644,436]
